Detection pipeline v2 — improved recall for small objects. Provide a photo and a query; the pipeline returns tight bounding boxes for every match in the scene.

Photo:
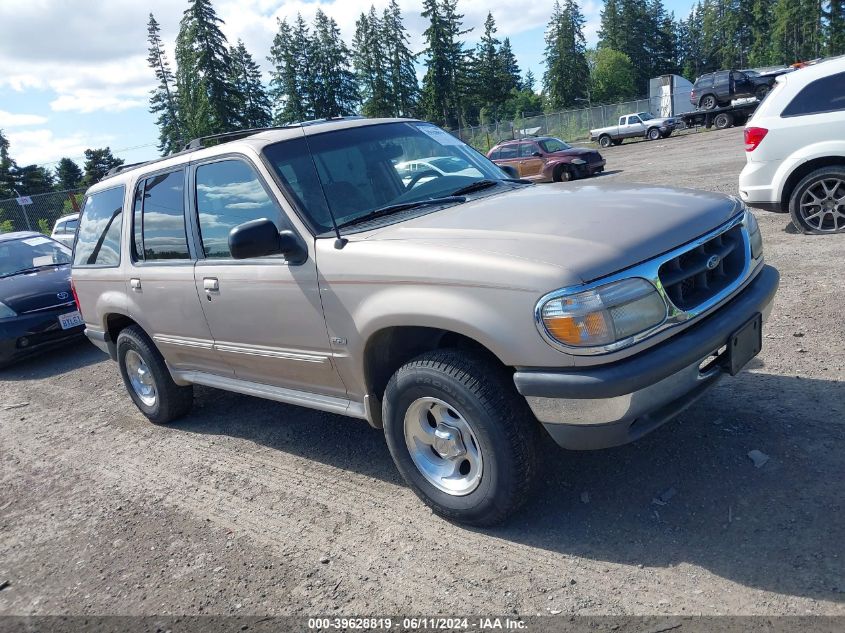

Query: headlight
[745,209,763,260]
[537,278,667,351]
[0,301,17,319]
[571,159,586,165]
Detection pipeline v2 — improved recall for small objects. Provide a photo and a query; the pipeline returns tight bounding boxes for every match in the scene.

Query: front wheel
[598,135,612,149]
[554,164,573,182]
[117,325,194,424]
[789,166,845,234]
[647,127,661,141]
[382,350,538,526]
[714,112,733,130]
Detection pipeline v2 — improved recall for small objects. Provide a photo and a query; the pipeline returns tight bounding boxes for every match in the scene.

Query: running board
[170,369,369,421]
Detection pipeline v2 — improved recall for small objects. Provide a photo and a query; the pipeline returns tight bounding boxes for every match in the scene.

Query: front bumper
[514,265,779,450]
[0,308,85,367]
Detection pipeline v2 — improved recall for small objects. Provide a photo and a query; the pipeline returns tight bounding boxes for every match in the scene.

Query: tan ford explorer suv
[71,117,779,525]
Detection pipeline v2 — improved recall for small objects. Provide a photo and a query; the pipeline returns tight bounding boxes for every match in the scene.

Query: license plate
[59,310,84,330]
[727,313,762,375]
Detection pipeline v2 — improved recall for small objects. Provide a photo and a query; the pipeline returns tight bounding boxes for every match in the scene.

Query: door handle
[203,278,219,291]
[130,278,141,291]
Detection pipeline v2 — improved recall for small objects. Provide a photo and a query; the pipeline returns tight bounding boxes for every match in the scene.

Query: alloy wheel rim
[799,178,845,232]
[125,349,157,407]
[403,397,483,496]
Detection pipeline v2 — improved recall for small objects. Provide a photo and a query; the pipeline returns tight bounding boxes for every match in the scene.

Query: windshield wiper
[449,179,501,196]
[335,196,466,230]
[0,263,65,278]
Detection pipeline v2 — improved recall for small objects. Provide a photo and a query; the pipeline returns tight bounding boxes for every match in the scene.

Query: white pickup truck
[590,112,677,148]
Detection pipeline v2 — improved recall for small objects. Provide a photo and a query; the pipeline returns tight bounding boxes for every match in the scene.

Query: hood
[650,116,676,125]
[0,265,74,314]
[362,182,740,284]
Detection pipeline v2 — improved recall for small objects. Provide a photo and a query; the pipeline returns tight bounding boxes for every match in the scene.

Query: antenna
[300,131,347,249]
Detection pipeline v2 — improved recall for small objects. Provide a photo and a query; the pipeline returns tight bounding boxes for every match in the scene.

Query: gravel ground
[1,127,843,618]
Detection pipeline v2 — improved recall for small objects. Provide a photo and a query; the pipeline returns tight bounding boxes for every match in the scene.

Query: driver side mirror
[499,164,519,179]
[229,218,306,264]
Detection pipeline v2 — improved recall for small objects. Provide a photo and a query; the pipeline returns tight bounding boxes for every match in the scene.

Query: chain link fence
[0,188,86,235]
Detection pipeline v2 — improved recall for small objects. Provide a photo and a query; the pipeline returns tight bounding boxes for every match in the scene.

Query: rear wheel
[647,127,661,141]
[382,350,538,526]
[117,325,194,424]
[598,135,612,149]
[700,94,717,110]
[714,112,733,130]
[755,85,770,101]
[789,166,845,234]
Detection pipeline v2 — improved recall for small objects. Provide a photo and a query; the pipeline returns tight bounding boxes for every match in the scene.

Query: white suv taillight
[745,127,768,152]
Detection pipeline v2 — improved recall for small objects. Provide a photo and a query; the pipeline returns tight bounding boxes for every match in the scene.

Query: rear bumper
[0,309,85,367]
[514,265,779,449]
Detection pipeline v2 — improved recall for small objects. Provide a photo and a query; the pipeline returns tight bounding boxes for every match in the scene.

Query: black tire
[661,130,673,138]
[788,166,845,234]
[598,135,612,149]
[611,139,623,146]
[554,164,573,182]
[755,85,770,101]
[700,94,717,110]
[382,350,538,526]
[647,127,661,141]
[116,325,194,424]
[714,112,733,130]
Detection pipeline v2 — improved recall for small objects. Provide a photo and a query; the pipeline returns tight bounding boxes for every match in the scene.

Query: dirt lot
[1,127,843,618]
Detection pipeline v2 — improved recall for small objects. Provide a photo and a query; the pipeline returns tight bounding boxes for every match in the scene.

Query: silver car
[72,118,779,525]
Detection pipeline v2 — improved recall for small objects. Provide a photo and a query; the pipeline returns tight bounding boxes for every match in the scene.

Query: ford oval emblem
[706,255,721,270]
[57,291,70,301]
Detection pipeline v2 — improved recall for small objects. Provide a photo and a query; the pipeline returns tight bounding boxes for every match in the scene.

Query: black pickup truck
[690,69,774,110]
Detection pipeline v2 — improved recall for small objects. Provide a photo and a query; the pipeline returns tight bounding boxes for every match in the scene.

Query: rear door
[189,152,345,396]
[127,167,226,374]
[494,144,520,173]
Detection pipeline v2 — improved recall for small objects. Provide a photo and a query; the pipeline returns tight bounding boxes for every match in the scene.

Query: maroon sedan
[487,137,606,183]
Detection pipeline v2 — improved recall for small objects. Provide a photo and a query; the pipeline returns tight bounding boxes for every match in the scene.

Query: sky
[0,0,697,172]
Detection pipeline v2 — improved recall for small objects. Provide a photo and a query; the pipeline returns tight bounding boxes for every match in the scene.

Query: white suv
[739,56,845,233]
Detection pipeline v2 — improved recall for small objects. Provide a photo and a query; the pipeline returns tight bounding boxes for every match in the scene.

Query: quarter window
[195,159,287,259]
[781,72,845,117]
[134,170,189,261]
[73,186,125,267]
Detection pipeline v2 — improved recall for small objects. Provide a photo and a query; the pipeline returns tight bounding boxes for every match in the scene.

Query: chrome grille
[659,225,745,311]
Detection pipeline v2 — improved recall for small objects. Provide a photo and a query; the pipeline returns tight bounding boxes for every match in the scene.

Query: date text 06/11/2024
[307,617,527,630]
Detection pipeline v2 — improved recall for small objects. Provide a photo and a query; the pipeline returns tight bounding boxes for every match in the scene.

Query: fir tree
[82,148,124,186]
[268,16,310,124]
[543,0,590,110]
[228,40,272,129]
[353,8,392,117]
[382,0,419,117]
[147,13,182,155]
[309,9,359,118]
[0,130,15,199]
[827,0,845,55]
[54,158,83,191]
[175,0,242,138]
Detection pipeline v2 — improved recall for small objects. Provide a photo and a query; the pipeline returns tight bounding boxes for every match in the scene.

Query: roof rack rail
[182,116,367,151]
[106,161,147,177]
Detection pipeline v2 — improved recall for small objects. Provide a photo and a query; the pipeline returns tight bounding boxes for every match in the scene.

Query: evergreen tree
[54,158,83,191]
[523,69,537,92]
[82,148,124,186]
[228,40,272,128]
[14,165,54,195]
[0,130,15,199]
[175,0,242,139]
[268,16,311,123]
[382,0,419,117]
[498,38,522,94]
[353,8,393,117]
[309,9,359,118]
[828,0,845,55]
[543,0,590,110]
[748,0,776,66]
[472,12,503,119]
[772,0,824,62]
[146,13,182,155]
[421,0,455,126]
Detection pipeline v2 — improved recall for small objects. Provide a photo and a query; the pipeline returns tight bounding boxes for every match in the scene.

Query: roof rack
[106,161,147,177]
[182,116,366,151]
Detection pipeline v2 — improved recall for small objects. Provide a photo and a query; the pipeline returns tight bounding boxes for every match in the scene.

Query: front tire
[647,127,661,141]
[554,164,573,182]
[382,350,537,526]
[714,112,733,130]
[598,135,612,149]
[788,166,845,234]
[117,325,194,424]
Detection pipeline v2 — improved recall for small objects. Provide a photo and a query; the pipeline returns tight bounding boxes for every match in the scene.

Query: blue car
[0,231,85,368]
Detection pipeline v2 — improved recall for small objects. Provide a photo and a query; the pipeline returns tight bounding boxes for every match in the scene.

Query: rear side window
[489,149,501,160]
[195,159,287,259]
[781,72,845,117]
[498,145,518,159]
[133,170,190,261]
[73,186,125,267]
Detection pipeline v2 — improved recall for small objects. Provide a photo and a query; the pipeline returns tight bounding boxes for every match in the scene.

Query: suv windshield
[538,138,572,153]
[0,236,71,278]
[637,113,655,121]
[263,122,507,234]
